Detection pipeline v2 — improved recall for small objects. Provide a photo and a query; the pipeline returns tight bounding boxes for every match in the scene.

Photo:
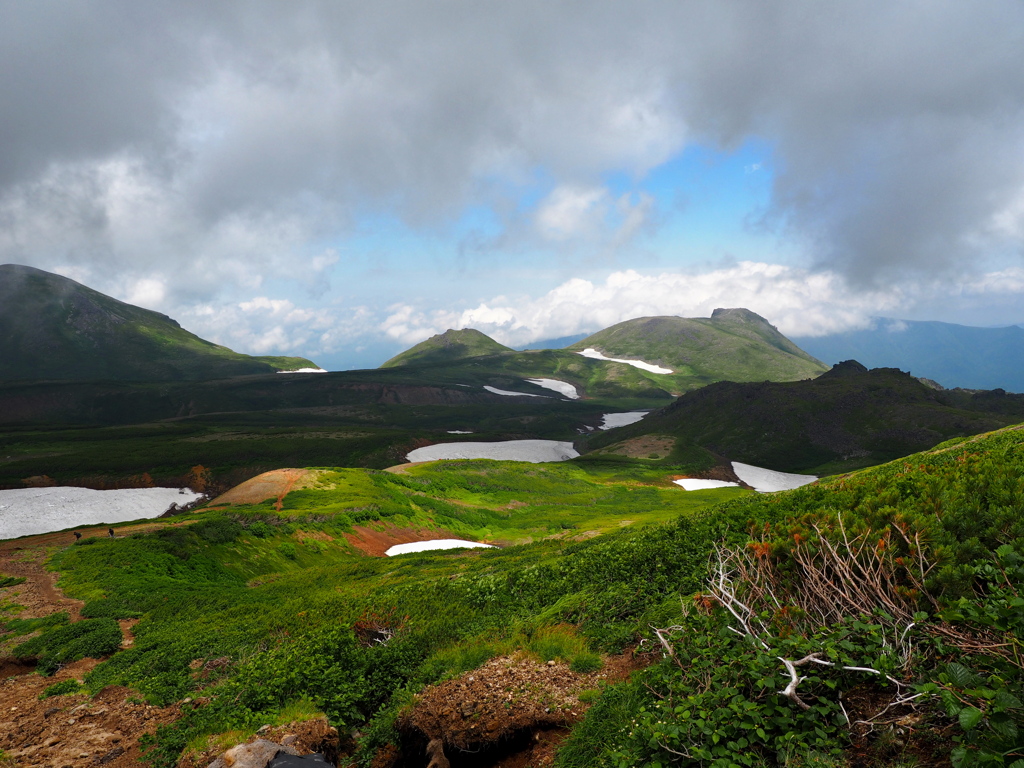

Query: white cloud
[377,261,1024,349]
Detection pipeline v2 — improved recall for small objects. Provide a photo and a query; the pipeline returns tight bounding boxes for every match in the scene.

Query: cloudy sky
[3,1,1024,369]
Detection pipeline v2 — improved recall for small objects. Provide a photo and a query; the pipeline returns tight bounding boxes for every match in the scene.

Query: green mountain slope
[567,309,828,393]
[0,264,318,381]
[585,360,1024,473]
[9,418,1021,767]
[380,328,512,368]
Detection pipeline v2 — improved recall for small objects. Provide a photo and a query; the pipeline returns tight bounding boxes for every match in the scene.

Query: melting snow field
[732,462,817,493]
[483,385,548,398]
[526,378,580,399]
[386,539,497,556]
[674,478,740,491]
[276,368,327,373]
[577,348,673,374]
[407,440,579,463]
[447,430,474,434]
[600,411,649,430]
[0,486,203,540]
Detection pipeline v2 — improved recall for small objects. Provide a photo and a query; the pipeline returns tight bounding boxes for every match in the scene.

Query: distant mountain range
[793,318,1024,392]
[0,264,318,381]
[584,360,1024,474]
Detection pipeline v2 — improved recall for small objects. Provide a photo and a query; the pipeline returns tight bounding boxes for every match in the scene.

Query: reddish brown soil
[0,659,182,767]
[391,651,652,767]
[343,524,476,557]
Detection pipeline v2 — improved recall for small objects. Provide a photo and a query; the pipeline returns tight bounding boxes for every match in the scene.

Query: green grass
[8,424,1024,768]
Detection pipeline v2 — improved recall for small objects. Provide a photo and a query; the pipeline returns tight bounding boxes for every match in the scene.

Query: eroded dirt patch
[393,652,647,767]
[0,659,181,768]
[207,467,329,508]
[344,523,472,557]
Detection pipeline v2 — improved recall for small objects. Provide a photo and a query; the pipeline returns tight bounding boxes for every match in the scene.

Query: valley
[1,272,1022,768]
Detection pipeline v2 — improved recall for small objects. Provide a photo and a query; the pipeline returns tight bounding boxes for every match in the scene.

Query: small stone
[44,707,59,718]
[44,737,60,747]
[182,697,193,704]
[547,660,555,666]
[281,734,297,746]
[68,718,77,724]
[257,724,271,734]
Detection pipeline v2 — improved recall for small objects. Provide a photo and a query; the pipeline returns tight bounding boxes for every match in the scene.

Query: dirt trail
[0,525,194,767]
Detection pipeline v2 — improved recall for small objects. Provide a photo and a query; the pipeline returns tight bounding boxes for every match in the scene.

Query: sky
[2,1,1024,370]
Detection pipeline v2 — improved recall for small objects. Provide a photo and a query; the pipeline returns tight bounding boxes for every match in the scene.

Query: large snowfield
[406,440,580,463]
[731,462,817,492]
[386,539,497,556]
[577,348,673,374]
[0,486,204,540]
[600,411,649,430]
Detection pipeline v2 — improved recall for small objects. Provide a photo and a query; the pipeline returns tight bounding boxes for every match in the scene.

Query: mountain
[380,328,512,368]
[793,317,1024,392]
[378,310,828,401]
[565,309,828,393]
[584,360,1024,474]
[0,264,318,381]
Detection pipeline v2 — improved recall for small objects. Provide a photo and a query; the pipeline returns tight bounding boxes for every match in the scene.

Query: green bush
[14,618,122,675]
[569,652,603,674]
[40,679,83,699]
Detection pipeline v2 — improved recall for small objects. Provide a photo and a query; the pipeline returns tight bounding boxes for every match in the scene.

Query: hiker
[73,531,81,541]
[108,527,115,538]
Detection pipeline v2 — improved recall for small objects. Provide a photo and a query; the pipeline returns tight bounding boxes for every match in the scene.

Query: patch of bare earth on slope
[206,467,330,509]
[380,651,650,768]
[343,523,475,557]
[0,537,183,767]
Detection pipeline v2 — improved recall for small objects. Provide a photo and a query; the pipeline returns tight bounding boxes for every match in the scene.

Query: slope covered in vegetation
[380,328,513,368]
[567,310,829,393]
[0,264,317,381]
[3,425,1023,767]
[586,361,1024,474]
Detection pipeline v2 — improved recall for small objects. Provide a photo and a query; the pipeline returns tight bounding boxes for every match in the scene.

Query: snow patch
[600,411,649,430]
[407,440,579,463]
[731,462,817,493]
[674,478,740,491]
[0,486,204,540]
[447,430,474,434]
[483,385,549,398]
[577,348,673,374]
[276,368,327,373]
[525,378,580,399]
[386,539,497,556]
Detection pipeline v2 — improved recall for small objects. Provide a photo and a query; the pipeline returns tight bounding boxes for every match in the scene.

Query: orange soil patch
[207,468,326,508]
[343,523,479,557]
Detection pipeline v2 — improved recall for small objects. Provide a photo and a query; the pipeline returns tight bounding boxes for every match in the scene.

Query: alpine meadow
[4,4,1024,768]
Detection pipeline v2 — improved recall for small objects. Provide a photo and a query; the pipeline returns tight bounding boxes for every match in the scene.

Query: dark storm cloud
[1,0,1023,294]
